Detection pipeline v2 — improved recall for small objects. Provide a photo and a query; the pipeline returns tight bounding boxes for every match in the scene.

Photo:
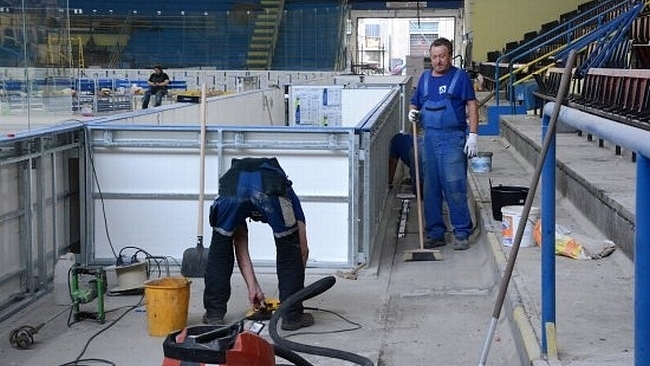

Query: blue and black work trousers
[203,166,305,323]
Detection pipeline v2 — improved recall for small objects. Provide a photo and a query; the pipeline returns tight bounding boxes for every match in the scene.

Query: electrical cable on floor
[281,306,363,339]
[58,358,115,366]
[58,296,144,366]
[90,141,180,274]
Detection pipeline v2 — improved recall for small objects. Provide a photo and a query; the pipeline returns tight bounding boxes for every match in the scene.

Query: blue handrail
[493,0,635,107]
[573,3,644,77]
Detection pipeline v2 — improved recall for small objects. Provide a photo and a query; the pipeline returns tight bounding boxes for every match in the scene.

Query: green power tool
[69,265,106,323]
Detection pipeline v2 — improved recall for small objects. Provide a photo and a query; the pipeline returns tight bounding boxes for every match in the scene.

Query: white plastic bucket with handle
[501,205,540,247]
[470,151,493,173]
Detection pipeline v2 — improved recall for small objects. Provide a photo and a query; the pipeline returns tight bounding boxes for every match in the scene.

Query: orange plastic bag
[533,220,589,260]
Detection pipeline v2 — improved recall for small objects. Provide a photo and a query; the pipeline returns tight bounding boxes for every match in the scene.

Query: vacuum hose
[273,344,313,366]
[269,276,375,366]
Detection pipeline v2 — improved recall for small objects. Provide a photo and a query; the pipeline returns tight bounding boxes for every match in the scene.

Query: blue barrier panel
[481,104,527,136]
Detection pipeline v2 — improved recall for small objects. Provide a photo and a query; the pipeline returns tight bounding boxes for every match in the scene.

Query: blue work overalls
[419,70,473,242]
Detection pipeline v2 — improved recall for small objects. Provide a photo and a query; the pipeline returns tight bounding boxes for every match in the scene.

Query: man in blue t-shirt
[408,37,479,251]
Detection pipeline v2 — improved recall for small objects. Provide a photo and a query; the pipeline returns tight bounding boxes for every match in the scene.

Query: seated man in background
[142,65,170,109]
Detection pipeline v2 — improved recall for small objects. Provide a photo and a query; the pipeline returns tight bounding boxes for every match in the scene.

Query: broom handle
[411,122,426,250]
[197,84,207,240]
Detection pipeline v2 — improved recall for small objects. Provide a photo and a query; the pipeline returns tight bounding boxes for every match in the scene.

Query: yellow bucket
[144,276,192,337]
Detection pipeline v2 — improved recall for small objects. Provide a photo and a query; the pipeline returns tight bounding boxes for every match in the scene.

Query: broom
[403,120,442,261]
[181,84,209,277]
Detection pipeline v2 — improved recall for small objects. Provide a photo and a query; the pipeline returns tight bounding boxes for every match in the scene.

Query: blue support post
[545,102,650,366]
[540,113,557,354]
[636,154,650,365]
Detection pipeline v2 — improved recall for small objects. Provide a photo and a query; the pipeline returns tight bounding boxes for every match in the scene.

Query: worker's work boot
[202,313,225,326]
[281,312,314,331]
[453,237,470,251]
[424,237,446,249]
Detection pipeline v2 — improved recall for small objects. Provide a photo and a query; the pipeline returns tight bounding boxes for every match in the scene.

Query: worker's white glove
[408,109,420,123]
[464,132,479,158]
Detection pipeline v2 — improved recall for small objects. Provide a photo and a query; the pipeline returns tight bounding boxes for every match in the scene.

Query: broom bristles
[403,249,443,261]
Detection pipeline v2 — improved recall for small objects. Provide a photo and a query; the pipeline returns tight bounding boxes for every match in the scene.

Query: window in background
[409,20,438,56]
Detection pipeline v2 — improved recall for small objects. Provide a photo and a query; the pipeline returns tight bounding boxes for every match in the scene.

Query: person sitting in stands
[142,65,169,109]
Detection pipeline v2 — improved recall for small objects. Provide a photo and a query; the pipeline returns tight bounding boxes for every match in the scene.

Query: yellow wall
[471,0,585,63]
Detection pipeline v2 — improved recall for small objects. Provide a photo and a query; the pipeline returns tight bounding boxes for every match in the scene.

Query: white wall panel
[221,152,351,197]
[93,145,354,265]
[93,197,350,265]
[244,201,349,265]
[342,88,393,126]
[94,199,212,260]
[93,150,208,194]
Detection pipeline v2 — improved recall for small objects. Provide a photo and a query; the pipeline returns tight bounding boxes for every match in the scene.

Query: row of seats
[571,69,650,123]
[0,79,187,93]
[485,0,638,65]
[535,68,650,125]
[1,78,74,91]
[123,26,252,70]
[77,79,187,92]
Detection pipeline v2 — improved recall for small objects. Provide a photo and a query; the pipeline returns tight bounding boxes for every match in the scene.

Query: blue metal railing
[494,0,636,109]
[572,3,644,77]
[542,102,650,365]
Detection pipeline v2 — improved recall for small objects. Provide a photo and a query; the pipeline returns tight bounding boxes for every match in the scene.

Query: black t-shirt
[148,72,170,92]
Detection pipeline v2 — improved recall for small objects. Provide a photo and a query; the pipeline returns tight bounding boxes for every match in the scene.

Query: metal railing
[492,0,639,109]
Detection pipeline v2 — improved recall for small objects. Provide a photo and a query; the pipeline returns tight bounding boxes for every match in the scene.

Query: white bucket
[471,152,493,173]
[501,205,540,247]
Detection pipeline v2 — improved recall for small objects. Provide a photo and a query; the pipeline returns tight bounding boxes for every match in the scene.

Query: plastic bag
[80,104,93,117]
[533,220,615,260]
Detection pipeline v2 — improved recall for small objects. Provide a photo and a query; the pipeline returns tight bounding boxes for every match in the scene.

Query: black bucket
[490,184,529,221]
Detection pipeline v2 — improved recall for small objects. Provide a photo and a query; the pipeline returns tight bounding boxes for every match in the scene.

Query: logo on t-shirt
[439,85,447,95]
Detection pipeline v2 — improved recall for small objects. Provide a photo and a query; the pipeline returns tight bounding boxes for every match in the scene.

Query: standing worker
[408,37,479,251]
[203,157,314,331]
[142,65,170,109]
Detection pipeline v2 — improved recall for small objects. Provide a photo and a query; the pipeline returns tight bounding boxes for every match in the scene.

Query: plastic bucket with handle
[144,276,192,337]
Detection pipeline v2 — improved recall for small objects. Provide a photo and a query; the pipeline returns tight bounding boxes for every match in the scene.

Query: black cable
[58,358,115,366]
[58,296,143,366]
[115,245,179,278]
[281,306,362,339]
[87,142,119,260]
[165,255,182,268]
[117,245,154,261]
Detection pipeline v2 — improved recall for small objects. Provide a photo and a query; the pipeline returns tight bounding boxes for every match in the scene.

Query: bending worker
[408,37,479,251]
[388,130,424,194]
[203,157,313,331]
